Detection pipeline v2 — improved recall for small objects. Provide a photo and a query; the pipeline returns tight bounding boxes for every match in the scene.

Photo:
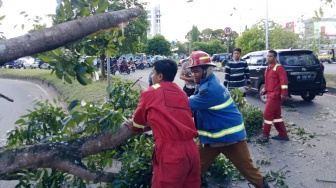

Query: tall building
[142,1,161,38]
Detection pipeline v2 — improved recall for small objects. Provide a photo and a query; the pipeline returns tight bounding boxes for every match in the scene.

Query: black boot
[262,177,270,188]
[248,177,270,188]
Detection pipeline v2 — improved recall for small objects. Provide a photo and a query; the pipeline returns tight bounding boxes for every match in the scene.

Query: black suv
[211,53,230,66]
[243,49,327,102]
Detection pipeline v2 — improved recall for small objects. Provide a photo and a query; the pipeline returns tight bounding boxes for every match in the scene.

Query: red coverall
[262,63,289,138]
[130,82,200,188]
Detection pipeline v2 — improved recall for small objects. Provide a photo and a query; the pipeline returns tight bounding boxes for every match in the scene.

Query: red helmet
[188,51,216,68]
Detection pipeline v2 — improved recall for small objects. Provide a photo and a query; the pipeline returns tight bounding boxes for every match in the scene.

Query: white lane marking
[33,83,50,96]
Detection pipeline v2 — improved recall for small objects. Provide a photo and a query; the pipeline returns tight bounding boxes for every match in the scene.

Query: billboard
[285,22,295,32]
[314,21,336,37]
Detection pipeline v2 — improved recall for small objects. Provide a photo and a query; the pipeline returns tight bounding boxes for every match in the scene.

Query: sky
[0,0,335,41]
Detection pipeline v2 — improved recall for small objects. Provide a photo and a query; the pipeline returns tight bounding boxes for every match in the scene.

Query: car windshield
[279,52,319,66]
[219,54,229,60]
[249,56,264,65]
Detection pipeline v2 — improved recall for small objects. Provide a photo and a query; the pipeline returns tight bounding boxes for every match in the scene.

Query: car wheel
[259,84,267,103]
[301,93,316,101]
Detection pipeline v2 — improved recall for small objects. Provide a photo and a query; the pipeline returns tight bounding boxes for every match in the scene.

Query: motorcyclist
[120,57,127,72]
[129,57,135,70]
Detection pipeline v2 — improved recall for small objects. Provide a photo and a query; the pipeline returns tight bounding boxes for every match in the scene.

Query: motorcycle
[119,63,131,74]
[110,63,118,75]
[134,60,145,70]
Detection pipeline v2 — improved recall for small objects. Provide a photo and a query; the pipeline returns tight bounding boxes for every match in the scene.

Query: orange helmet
[188,51,216,68]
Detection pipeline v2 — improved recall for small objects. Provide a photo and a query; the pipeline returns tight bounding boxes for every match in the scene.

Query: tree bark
[0,7,143,66]
[0,124,138,182]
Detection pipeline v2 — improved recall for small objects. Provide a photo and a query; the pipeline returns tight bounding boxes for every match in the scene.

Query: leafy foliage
[208,154,245,182]
[51,0,149,79]
[112,134,154,188]
[144,34,171,56]
[192,39,227,55]
[5,79,142,187]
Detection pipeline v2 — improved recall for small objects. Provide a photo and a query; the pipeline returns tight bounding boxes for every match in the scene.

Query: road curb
[0,74,66,101]
[326,86,336,95]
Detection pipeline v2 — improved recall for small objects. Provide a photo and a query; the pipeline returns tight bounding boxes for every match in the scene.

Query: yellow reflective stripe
[133,122,146,129]
[264,120,273,124]
[197,123,244,138]
[273,118,283,123]
[281,85,288,89]
[273,64,281,71]
[208,97,233,110]
[199,56,210,60]
[152,83,161,89]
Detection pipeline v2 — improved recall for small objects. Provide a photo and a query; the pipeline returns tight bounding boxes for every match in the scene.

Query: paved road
[323,62,336,74]
[122,67,336,188]
[1,68,336,187]
[0,79,59,187]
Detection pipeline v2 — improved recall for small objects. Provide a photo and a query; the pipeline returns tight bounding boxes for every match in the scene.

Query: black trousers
[183,86,195,97]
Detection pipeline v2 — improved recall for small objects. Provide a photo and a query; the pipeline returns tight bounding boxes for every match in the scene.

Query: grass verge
[325,74,336,87]
[0,69,121,104]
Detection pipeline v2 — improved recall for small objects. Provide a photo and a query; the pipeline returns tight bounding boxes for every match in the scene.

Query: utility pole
[265,0,269,50]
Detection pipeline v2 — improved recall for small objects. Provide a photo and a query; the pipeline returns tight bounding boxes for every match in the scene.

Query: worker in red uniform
[257,50,290,143]
[125,59,200,188]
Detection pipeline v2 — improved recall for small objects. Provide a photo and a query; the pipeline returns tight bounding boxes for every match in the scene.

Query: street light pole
[265,0,269,50]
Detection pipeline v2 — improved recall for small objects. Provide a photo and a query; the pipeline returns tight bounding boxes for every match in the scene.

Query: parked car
[5,60,15,69]
[22,57,34,68]
[178,58,189,66]
[244,49,327,102]
[31,58,44,69]
[13,59,25,69]
[146,56,152,67]
[151,55,165,65]
[30,61,40,69]
[40,63,54,70]
[211,53,230,66]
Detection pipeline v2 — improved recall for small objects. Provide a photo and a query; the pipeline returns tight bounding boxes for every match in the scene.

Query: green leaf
[39,55,55,62]
[62,116,72,125]
[68,100,79,111]
[76,73,91,85]
[0,15,5,21]
[74,65,87,74]
[96,0,108,13]
[14,119,26,125]
[21,24,24,30]
[78,7,90,17]
[40,136,53,143]
[64,74,73,84]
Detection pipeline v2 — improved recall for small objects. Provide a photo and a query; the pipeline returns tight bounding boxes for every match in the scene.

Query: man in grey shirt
[179,59,196,96]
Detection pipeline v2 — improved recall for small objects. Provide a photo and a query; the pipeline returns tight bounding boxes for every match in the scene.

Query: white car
[16,57,34,69]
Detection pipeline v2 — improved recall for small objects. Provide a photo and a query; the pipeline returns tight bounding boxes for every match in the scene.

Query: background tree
[192,39,227,55]
[174,41,188,56]
[51,0,148,78]
[236,20,300,55]
[144,34,171,56]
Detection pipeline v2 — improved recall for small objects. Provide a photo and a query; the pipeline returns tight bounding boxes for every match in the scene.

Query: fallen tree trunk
[0,7,143,66]
[0,124,137,182]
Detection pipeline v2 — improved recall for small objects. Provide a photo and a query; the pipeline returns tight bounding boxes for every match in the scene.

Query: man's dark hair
[153,59,177,82]
[233,48,242,53]
[268,50,277,57]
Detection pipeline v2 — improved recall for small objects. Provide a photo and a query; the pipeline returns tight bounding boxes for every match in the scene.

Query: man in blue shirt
[188,51,269,188]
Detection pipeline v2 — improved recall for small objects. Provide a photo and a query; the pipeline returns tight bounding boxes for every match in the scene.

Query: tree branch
[0,7,144,65]
[0,124,138,182]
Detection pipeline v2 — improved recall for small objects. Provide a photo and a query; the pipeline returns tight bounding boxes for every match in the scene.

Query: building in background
[142,0,161,39]
[303,18,336,49]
